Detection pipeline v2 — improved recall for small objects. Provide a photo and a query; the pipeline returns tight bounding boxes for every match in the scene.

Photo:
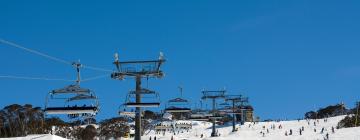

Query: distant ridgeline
[304,103,347,119]
[304,102,360,128]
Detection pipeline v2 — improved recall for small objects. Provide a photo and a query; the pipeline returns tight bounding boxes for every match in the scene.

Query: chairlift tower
[225,95,242,132]
[201,89,226,137]
[111,52,165,140]
[239,96,249,125]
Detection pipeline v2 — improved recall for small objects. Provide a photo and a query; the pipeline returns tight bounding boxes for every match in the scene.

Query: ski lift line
[0,74,108,82]
[0,75,74,81]
[82,65,113,72]
[81,74,109,82]
[0,38,112,72]
[0,39,71,65]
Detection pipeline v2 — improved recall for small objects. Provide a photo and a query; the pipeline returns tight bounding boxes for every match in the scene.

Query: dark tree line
[304,103,347,119]
[98,117,129,139]
[0,104,97,139]
[0,104,44,137]
[338,102,360,128]
[0,104,162,139]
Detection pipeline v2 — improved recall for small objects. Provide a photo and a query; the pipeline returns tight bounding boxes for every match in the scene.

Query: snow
[2,115,360,140]
[0,134,68,140]
[140,115,360,140]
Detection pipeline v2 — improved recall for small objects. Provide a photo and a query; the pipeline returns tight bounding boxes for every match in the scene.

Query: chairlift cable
[82,74,109,82]
[0,75,74,81]
[0,74,109,82]
[0,38,112,72]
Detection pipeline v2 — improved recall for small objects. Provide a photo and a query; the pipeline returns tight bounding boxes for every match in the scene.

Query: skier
[285,131,288,136]
[289,129,293,135]
[149,136,152,140]
[332,126,335,133]
[321,127,324,134]
[154,136,157,140]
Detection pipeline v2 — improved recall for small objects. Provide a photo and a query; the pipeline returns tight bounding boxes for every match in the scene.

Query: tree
[143,110,156,120]
[305,111,317,119]
[0,104,44,137]
[99,117,129,139]
[80,125,97,140]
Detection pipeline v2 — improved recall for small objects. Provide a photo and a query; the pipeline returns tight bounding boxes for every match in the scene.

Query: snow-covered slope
[2,116,360,140]
[142,115,360,140]
[1,134,68,140]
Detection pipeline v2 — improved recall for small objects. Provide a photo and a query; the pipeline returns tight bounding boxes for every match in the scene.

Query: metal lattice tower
[225,95,242,132]
[111,52,165,140]
[201,89,226,137]
[238,96,249,125]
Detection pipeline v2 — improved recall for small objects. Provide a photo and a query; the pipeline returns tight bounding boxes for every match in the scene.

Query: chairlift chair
[119,104,136,118]
[165,98,191,113]
[124,88,160,108]
[45,85,99,116]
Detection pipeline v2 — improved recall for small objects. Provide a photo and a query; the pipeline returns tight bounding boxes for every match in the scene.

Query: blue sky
[1,0,360,120]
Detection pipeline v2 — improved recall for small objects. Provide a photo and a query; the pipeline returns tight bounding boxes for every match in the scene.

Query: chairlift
[165,98,191,113]
[118,104,136,118]
[44,62,99,119]
[124,88,160,108]
[165,86,191,113]
[44,88,99,115]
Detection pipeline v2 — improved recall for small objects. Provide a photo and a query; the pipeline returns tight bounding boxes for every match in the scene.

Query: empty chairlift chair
[119,104,136,118]
[165,98,191,113]
[124,88,160,108]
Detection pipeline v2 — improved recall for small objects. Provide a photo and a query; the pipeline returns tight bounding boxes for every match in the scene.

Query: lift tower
[239,96,249,125]
[111,53,165,140]
[201,89,226,137]
[225,95,242,132]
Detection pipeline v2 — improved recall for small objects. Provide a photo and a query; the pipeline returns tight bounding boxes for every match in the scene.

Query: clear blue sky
[1,0,360,120]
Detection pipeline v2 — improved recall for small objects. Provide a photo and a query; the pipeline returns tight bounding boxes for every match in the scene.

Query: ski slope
[1,134,67,140]
[143,115,360,140]
[2,115,360,140]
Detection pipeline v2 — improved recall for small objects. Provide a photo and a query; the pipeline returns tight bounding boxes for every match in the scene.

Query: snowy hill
[142,115,360,140]
[0,134,67,140]
[2,116,360,140]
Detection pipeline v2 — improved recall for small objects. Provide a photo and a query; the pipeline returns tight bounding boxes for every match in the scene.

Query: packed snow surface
[2,116,360,140]
[141,115,360,140]
[1,134,67,140]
